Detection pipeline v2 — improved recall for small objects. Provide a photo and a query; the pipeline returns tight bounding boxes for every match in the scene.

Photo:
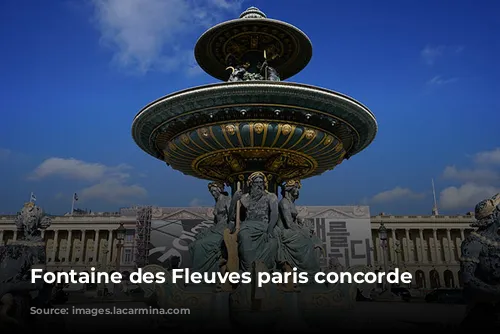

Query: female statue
[460,193,500,328]
[276,180,321,274]
[189,182,230,273]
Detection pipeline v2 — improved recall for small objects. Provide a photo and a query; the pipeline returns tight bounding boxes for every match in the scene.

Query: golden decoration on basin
[304,129,316,140]
[254,123,265,134]
[168,142,176,151]
[324,135,333,146]
[181,134,190,144]
[200,127,209,137]
[225,124,236,135]
[282,124,292,135]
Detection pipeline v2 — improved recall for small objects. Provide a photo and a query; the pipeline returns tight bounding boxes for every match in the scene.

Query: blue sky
[0,0,499,215]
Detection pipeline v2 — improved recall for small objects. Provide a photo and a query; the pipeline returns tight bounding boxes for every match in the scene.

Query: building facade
[371,213,474,290]
[0,207,475,290]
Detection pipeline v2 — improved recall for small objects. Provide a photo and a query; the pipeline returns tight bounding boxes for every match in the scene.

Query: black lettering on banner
[327,221,350,264]
[315,218,327,267]
[351,240,366,259]
[365,238,372,265]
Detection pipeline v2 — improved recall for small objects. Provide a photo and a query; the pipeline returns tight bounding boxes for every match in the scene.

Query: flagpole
[71,193,75,215]
[30,192,33,203]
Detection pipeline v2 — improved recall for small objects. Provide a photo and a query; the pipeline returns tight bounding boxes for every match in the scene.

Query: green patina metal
[132,7,378,330]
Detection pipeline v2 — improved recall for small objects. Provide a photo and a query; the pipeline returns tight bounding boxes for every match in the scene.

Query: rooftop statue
[0,202,52,327]
[189,182,230,273]
[460,193,500,328]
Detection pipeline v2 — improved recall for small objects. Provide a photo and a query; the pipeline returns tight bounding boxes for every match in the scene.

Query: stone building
[0,207,475,290]
[371,213,474,290]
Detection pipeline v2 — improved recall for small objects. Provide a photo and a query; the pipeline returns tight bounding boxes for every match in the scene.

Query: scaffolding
[134,206,152,268]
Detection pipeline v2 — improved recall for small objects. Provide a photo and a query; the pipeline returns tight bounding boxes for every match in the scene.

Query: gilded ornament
[282,124,292,135]
[254,122,265,134]
[181,134,190,144]
[304,129,316,140]
[225,124,236,135]
[168,142,176,151]
[200,128,210,137]
[324,136,333,146]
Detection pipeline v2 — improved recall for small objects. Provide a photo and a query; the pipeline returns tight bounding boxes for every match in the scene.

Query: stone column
[376,236,383,265]
[13,230,18,241]
[93,230,99,262]
[52,230,59,261]
[41,230,45,240]
[80,230,86,263]
[66,230,72,262]
[433,229,440,263]
[405,229,412,262]
[446,229,453,262]
[372,235,379,262]
[419,229,427,263]
[390,229,396,263]
[107,230,113,264]
[0,231,4,245]
[460,229,465,241]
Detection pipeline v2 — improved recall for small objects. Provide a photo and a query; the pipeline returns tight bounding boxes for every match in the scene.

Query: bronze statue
[0,202,52,327]
[226,62,250,82]
[276,180,321,275]
[460,193,500,328]
[258,59,280,81]
[188,182,230,273]
[229,172,279,271]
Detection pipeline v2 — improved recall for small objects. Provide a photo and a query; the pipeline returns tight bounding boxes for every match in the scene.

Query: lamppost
[115,222,126,272]
[379,223,390,293]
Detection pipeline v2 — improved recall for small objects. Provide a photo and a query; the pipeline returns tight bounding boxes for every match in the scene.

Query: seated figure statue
[226,62,250,82]
[460,193,500,328]
[258,59,280,81]
[276,180,320,274]
[229,172,279,271]
[189,182,230,273]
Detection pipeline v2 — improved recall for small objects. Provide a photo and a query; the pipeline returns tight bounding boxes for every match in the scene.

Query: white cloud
[442,165,498,184]
[90,0,243,74]
[80,179,147,204]
[421,45,445,65]
[367,187,425,204]
[29,158,126,181]
[439,183,500,211]
[474,147,500,165]
[426,75,458,86]
[439,148,500,211]
[29,157,147,204]
[420,45,464,65]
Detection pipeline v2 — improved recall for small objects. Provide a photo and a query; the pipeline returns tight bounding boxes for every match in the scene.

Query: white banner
[298,206,373,269]
[146,206,373,270]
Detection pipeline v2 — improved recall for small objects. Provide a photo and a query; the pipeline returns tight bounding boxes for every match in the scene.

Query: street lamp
[115,223,126,272]
[378,223,389,292]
